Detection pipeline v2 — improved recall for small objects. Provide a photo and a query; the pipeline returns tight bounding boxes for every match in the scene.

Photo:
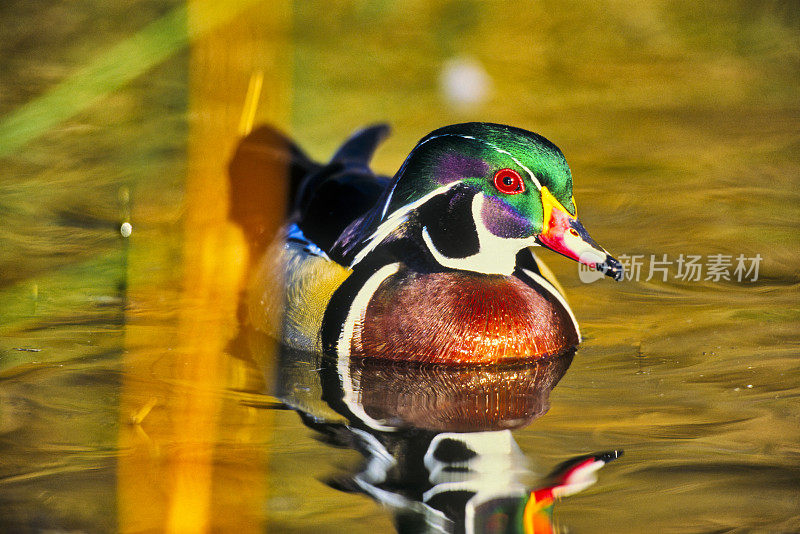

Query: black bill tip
[595,450,624,464]
[597,255,624,281]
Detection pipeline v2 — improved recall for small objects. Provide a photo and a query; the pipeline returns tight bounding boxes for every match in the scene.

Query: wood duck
[244,123,623,364]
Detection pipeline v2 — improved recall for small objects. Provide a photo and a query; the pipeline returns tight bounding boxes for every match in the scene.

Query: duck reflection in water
[275,347,621,534]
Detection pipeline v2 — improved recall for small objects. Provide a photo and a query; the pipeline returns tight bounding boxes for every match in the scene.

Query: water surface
[1,1,798,532]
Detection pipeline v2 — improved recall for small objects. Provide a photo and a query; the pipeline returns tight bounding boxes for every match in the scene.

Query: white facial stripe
[488,144,542,190]
[378,150,416,221]
[337,262,400,432]
[409,133,543,190]
[351,181,461,268]
[421,194,536,276]
[379,179,399,220]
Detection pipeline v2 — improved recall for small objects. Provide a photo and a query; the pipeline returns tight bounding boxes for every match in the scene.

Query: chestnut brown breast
[351,271,579,364]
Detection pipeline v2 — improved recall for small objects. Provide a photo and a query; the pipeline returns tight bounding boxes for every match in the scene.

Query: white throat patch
[421,194,536,276]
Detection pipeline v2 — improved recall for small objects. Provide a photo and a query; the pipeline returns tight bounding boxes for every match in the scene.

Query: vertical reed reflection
[117,1,289,532]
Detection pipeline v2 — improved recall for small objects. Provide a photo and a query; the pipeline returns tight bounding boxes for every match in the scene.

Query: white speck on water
[120,222,132,237]
[440,56,492,108]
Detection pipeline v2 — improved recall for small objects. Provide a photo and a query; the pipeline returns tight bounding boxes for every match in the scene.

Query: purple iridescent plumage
[435,152,489,185]
[481,195,533,238]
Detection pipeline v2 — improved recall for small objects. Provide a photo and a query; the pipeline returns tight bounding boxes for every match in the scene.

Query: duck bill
[536,187,624,281]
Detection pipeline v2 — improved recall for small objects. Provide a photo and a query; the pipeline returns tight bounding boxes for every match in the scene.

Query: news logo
[577,253,604,284]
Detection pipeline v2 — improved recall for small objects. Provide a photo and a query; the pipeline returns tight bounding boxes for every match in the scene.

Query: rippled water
[1,1,799,532]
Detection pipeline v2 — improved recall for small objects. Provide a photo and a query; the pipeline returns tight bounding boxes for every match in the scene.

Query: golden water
[1,1,798,532]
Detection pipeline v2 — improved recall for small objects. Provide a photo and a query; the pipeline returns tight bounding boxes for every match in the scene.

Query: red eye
[493,168,525,195]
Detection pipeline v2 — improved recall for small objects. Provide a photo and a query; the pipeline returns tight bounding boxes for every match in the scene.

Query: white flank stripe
[521,267,581,340]
[337,262,400,431]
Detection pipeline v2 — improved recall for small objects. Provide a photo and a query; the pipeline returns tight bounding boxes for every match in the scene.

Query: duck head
[353,123,623,279]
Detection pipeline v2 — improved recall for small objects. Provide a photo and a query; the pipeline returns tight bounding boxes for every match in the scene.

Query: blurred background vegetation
[0,1,798,532]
